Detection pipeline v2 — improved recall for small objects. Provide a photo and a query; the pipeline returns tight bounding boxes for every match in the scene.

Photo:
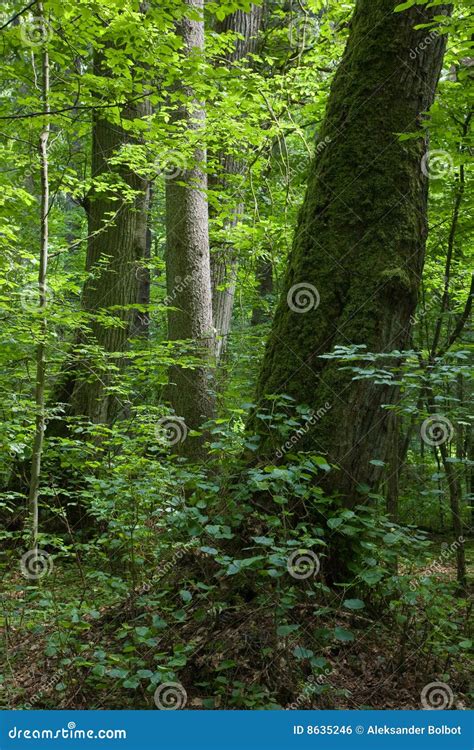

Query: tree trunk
[166,0,215,457]
[132,187,153,338]
[251,258,273,326]
[439,440,467,592]
[386,413,400,524]
[28,9,49,549]
[58,53,150,424]
[251,0,451,506]
[211,5,263,360]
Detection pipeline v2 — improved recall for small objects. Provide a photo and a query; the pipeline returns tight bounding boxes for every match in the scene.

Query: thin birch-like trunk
[28,5,50,550]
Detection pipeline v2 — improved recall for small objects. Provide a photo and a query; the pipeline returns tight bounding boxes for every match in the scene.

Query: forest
[0,0,472,713]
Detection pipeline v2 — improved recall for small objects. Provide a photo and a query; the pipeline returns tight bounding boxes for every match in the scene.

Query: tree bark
[57,52,150,424]
[251,258,273,326]
[28,7,49,549]
[438,439,467,592]
[251,0,451,506]
[132,187,153,338]
[166,0,215,457]
[211,4,263,360]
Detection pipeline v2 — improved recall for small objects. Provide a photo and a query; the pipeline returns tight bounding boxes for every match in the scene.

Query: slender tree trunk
[251,0,451,506]
[166,0,215,457]
[386,413,400,523]
[438,440,466,591]
[132,187,153,338]
[251,258,273,326]
[211,4,263,360]
[28,7,49,549]
[467,427,474,529]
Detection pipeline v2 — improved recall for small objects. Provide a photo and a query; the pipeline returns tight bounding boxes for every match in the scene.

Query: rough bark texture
[166,0,215,456]
[58,53,150,424]
[132,187,153,338]
[251,0,451,505]
[211,4,263,360]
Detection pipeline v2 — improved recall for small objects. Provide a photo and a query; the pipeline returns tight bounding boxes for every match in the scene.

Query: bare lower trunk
[166,0,215,458]
[211,5,262,359]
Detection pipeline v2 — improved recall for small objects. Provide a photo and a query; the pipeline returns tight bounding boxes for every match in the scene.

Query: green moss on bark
[251,0,451,503]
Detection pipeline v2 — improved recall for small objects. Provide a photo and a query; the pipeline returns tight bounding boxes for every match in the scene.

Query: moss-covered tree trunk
[252,0,451,504]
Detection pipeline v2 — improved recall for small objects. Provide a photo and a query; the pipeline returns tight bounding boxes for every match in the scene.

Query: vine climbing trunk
[251,0,451,507]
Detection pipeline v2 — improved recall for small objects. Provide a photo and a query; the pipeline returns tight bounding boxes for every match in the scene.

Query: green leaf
[360,569,384,585]
[343,598,365,610]
[277,624,300,636]
[383,532,400,545]
[152,616,168,630]
[293,646,314,659]
[313,456,331,471]
[334,627,355,642]
[252,536,274,546]
[92,664,106,677]
[394,0,417,12]
[122,678,140,689]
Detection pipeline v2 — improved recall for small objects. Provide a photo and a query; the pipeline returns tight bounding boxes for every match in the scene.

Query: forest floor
[1,538,472,711]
